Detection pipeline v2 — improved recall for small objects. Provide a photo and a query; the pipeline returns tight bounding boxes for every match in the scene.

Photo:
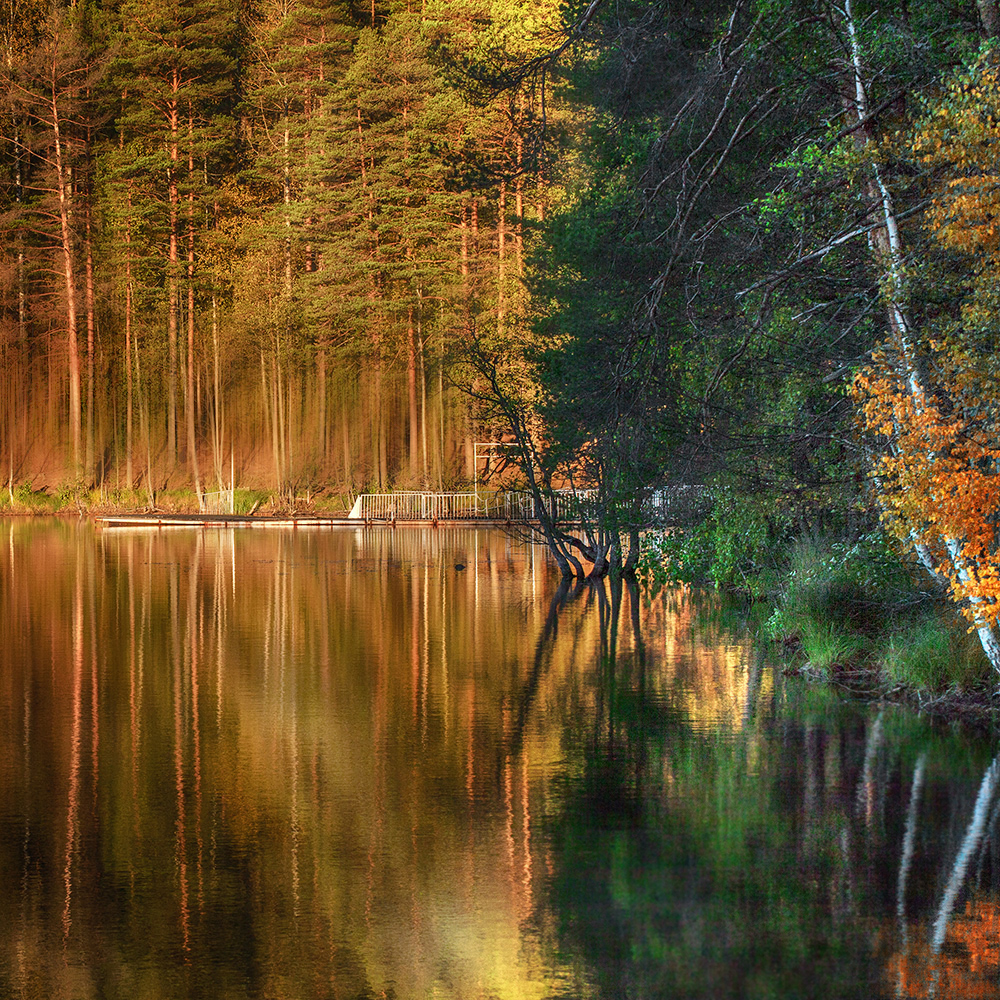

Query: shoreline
[777,656,1000,730]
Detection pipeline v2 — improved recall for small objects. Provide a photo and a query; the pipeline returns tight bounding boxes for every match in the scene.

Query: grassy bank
[0,482,356,517]
[761,534,993,696]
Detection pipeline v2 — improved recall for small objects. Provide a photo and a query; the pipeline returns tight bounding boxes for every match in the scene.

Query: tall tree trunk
[186,117,202,503]
[417,297,428,482]
[210,292,223,489]
[283,107,293,300]
[407,307,418,481]
[317,346,327,470]
[515,128,524,279]
[50,74,81,477]
[84,196,96,485]
[167,85,180,467]
[978,0,1000,39]
[125,182,134,490]
[497,178,507,332]
[186,207,202,502]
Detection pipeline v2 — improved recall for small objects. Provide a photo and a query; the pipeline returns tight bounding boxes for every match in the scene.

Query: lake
[1,519,999,998]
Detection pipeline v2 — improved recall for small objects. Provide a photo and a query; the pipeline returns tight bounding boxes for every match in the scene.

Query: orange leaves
[852,342,1000,627]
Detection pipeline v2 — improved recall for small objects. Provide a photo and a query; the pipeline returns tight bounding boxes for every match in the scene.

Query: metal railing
[347,489,597,522]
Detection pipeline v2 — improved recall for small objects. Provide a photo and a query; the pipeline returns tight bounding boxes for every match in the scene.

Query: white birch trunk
[845,0,1000,674]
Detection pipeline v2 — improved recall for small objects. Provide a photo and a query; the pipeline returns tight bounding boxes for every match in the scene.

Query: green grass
[798,621,867,673]
[882,616,991,692]
[767,532,993,693]
[0,482,66,514]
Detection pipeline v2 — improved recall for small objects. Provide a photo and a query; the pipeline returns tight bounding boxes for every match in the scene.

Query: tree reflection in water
[1,521,1000,998]
[537,576,1000,1000]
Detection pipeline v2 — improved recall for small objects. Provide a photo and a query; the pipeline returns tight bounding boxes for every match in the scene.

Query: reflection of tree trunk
[63,560,84,942]
[741,649,764,730]
[502,578,577,762]
[896,753,926,951]
[855,709,884,824]
[187,534,204,908]
[932,754,1000,953]
[608,573,622,668]
[172,561,190,954]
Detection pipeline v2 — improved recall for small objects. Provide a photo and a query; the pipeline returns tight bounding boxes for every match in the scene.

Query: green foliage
[640,491,793,597]
[764,531,993,692]
[781,533,915,630]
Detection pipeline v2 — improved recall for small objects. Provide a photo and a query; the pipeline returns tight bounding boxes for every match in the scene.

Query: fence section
[347,490,596,522]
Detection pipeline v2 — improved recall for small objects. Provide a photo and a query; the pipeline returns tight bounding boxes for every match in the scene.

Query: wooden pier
[95,490,597,529]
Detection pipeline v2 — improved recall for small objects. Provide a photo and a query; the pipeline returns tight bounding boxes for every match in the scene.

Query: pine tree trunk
[211,293,223,489]
[167,87,180,467]
[497,178,506,332]
[186,197,202,504]
[407,307,419,481]
[51,82,81,477]
[515,129,524,279]
[84,196,97,485]
[125,199,134,490]
[317,346,327,470]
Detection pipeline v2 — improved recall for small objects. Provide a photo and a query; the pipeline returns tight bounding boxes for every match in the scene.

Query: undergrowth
[764,533,992,693]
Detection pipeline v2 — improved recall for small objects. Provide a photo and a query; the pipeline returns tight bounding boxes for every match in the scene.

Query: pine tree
[114,0,238,493]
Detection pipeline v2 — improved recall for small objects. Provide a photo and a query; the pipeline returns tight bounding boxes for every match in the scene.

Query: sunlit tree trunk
[50,66,82,478]
[210,292,223,490]
[185,115,202,504]
[407,307,418,481]
[497,178,506,333]
[125,180,135,489]
[167,77,180,467]
[83,133,97,485]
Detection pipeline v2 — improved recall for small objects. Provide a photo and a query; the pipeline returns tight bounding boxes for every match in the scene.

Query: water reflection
[0,520,999,998]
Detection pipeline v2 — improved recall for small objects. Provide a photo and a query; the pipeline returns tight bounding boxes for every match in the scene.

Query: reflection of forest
[0,522,584,998]
[541,584,1000,999]
[2,521,1000,999]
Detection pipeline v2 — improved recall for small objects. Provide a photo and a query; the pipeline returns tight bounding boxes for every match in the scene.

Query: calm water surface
[1,519,1000,998]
